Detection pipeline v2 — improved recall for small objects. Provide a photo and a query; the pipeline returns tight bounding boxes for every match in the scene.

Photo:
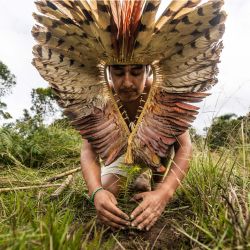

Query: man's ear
[146,65,152,76]
[106,66,114,88]
[106,66,112,82]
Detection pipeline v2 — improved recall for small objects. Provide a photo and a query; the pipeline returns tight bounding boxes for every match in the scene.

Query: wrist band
[90,187,104,204]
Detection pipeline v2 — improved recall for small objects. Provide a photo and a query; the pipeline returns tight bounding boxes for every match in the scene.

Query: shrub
[0,120,81,168]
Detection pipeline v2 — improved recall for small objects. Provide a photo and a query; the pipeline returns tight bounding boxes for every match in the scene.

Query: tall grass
[174,120,250,249]
[0,120,249,249]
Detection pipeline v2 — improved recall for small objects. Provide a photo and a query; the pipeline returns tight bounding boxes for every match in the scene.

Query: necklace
[114,92,147,131]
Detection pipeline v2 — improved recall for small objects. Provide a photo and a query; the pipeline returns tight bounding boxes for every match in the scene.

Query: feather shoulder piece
[32,0,226,170]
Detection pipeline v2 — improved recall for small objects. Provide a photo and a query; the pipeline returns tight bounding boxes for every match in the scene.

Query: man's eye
[131,71,142,76]
[114,72,124,76]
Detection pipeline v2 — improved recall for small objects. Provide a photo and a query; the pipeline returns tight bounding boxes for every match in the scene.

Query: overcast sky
[0,0,249,133]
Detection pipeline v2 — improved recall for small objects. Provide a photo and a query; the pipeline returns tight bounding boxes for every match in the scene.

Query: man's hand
[94,189,130,229]
[130,189,172,231]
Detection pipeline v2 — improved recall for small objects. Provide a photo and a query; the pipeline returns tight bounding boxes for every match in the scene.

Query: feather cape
[32,0,226,170]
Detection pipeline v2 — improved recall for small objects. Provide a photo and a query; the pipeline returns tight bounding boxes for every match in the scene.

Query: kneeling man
[81,64,192,231]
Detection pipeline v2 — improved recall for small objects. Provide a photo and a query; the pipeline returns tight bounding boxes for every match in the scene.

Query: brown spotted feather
[32,0,226,169]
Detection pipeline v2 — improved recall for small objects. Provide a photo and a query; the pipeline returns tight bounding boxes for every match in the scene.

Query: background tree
[0,61,16,119]
[30,87,60,124]
[206,113,250,150]
[13,87,62,132]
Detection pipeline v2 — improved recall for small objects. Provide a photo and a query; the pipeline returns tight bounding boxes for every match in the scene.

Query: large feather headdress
[32,0,226,170]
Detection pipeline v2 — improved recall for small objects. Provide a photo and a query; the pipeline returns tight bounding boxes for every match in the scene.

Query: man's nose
[122,73,133,88]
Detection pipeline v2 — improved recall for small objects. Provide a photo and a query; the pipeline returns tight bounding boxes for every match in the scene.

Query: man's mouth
[121,90,135,94]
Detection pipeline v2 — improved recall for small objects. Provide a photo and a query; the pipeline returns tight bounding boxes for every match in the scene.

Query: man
[81,64,192,231]
[32,0,224,233]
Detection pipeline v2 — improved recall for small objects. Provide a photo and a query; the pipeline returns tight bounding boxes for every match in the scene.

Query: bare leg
[151,166,167,189]
[101,174,125,197]
[133,170,151,192]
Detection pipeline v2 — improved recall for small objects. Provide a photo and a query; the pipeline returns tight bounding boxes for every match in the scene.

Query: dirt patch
[115,217,189,250]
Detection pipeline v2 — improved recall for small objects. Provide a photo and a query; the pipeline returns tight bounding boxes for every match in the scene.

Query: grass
[0,123,82,169]
[0,121,249,249]
[0,167,114,250]
[174,148,250,249]
[0,145,249,249]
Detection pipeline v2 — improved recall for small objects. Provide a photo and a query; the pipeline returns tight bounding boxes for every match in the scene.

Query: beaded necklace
[114,92,147,131]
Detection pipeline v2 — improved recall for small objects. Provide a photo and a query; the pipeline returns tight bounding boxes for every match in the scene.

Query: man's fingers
[100,216,124,229]
[102,209,130,226]
[137,213,155,230]
[109,194,118,205]
[130,201,149,221]
[131,193,145,201]
[131,207,151,227]
[104,202,130,221]
[146,217,158,231]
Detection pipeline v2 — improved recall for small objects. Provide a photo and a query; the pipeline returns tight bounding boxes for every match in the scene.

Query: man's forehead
[110,64,144,70]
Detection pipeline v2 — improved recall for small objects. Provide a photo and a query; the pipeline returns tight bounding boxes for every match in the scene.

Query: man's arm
[80,139,102,196]
[155,130,193,196]
[81,139,130,229]
[130,131,192,230]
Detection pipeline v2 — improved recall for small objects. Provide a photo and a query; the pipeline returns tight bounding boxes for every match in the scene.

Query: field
[0,122,249,250]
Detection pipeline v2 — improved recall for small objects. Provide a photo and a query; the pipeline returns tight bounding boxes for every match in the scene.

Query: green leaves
[0,61,16,120]
[206,113,250,150]
[30,87,60,123]
[0,60,16,98]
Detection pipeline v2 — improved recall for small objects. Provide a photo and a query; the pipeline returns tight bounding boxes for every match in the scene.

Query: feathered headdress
[32,0,226,170]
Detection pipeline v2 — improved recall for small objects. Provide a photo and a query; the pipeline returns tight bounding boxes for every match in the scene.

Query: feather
[32,0,226,168]
[105,142,126,166]
[148,0,201,56]
[155,0,190,31]
[133,0,161,56]
[32,13,96,53]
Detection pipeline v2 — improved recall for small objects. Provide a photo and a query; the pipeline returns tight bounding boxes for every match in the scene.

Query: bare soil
[119,218,189,250]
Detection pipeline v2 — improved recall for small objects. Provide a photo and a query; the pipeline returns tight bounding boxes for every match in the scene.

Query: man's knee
[101,174,125,197]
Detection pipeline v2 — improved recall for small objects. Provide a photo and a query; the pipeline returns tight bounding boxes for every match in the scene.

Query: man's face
[109,65,148,102]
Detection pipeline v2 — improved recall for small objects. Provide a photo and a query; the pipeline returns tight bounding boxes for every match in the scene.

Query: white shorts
[101,149,174,178]
[101,155,130,177]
